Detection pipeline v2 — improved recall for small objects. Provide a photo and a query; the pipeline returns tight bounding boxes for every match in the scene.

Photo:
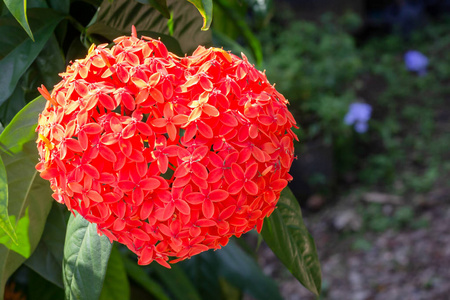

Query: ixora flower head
[35,28,297,268]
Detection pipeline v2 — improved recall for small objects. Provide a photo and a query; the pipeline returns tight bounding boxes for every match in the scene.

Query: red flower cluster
[36,30,297,267]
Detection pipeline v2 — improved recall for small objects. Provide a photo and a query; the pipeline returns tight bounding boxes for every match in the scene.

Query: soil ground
[256,180,450,300]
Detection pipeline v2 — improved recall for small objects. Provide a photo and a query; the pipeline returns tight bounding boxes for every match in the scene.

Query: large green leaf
[186,0,212,31]
[0,96,54,299]
[63,212,112,300]
[0,208,30,258]
[123,258,169,300]
[0,155,17,244]
[261,187,322,296]
[25,202,67,288]
[89,0,212,55]
[99,246,130,300]
[136,0,170,19]
[215,240,283,300]
[0,8,64,107]
[2,0,34,40]
[152,264,202,300]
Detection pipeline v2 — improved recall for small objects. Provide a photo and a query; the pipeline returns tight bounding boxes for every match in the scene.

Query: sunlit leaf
[186,0,213,30]
[0,207,30,258]
[261,187,322,296]
[99,246,130,300]
[0,155,17,244]
[2,0,34,40]
[0,96,53,298]
[25,202,67,288]
[63,212,112,300]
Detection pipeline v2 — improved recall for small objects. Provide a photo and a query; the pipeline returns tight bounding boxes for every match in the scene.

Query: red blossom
[35,28,297,268]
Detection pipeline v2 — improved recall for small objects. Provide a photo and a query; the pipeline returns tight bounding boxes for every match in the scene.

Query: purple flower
[344,102,372,133]
[404,50,428,76]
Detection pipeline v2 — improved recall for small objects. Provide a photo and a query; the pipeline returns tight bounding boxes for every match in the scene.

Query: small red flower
[35,28,298,267]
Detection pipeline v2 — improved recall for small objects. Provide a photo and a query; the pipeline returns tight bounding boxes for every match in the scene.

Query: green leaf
[123,258,169,300]
[99,246,130,300]
[0,8,64,107]
[152,263,202,300]
[0,96,54,299]
[136,0,170,19]
[63,212,112,300]
[0,207,30,257]
[215,240,283,300]
[0,155,17,244]
[2,0,34,40]
[25,202,67,288]
[261,187,322,296]
[167,10,174,36]
[89,0,212,55]
[186,0,212,31]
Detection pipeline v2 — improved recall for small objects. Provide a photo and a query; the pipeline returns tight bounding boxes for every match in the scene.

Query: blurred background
[221,0,450,299]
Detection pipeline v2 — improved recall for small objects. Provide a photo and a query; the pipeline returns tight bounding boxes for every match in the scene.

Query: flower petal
[228,180,244,194]
[202,199,214,219]
[140,178,161,190]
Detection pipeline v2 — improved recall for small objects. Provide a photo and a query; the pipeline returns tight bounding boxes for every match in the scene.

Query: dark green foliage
[357,19,450,189]
[260,14,362,142]
[262,188,321,296]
